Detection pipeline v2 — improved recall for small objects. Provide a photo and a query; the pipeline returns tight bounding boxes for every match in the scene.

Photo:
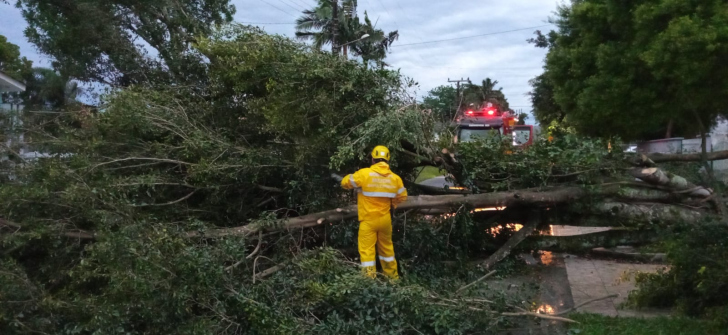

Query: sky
[0,0,558,119]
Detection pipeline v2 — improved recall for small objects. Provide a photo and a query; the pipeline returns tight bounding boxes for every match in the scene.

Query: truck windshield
[458,128,502,143]
[513,129,531,145]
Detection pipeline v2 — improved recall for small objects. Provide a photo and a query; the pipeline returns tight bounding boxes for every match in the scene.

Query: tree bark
[665,119,674,139]
[331,0,340,55]
[594,202,705,223]
[479,211,539,270]
[645,150,728,163]
[189,187,593,238]
[629,167,711,197]
[188,183,716,238]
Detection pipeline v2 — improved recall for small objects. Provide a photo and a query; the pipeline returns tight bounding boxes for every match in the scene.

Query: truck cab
[453,104,533,147]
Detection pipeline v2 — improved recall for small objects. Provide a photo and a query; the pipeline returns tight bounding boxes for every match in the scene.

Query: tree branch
[133,190,197,207]
[646,150,728,163]
[456,270,496,294]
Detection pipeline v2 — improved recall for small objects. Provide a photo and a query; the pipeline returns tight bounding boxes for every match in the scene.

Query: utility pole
[331,0,340,55]
[448,77,471,120]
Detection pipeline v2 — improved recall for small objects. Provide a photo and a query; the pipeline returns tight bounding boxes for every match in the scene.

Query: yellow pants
[358,215,399,279]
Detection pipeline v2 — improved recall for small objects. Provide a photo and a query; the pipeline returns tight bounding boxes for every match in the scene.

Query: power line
[240,21,297,25]
[402,63,543,70]
[278,0,305,12]
[259,0,298,18]
[389,0,434,67]
[370,0,431,69]
[392,25,551,47]
[288,0,313,9]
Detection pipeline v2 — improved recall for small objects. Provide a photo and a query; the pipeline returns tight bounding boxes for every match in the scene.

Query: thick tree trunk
[189,187,592,237]
[331,0,340,55]
[645,149,728,163]
[192,185,706,238]
[629,167,711,197]
[594,202,705,223]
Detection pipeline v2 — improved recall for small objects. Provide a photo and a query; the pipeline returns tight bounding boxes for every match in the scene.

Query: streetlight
[341,34,370,46]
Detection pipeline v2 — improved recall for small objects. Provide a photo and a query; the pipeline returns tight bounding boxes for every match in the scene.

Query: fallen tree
[191,182,709,238]
[0,27,723,334]
[647,150,728,163]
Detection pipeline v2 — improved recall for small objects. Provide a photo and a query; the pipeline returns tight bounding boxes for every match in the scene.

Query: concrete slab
[564,255,671,317]
[550,225,613,236]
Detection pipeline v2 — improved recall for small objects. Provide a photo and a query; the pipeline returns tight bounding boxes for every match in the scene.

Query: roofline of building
[0,71,27,92]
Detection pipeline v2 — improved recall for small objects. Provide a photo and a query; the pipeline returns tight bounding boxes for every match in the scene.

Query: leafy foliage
[295,0,399,67]
[461,78,509,111]
[0,34,32,81]
[568,313,720,335]
[528,73,563,127]
[455,134,622,192]
[422,85,457,122]
[0,27,527,334]
[17,0,235,86]
[628,222,728,326]
[535,0,728,140]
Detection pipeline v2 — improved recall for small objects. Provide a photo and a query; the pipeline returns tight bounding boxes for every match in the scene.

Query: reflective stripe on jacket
[341,162,408,222]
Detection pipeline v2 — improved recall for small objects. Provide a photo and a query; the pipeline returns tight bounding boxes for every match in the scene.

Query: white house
[0,71,27,161]
[0,70,26,99]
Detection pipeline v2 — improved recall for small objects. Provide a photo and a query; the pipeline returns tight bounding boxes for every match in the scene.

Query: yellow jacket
[341,162,408,222]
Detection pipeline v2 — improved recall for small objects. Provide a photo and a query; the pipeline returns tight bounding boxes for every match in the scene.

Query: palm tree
[348,12,399,68]
[22,68,81,109]
[295,0,359,57]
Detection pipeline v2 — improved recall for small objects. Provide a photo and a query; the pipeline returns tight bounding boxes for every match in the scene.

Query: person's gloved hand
[330,173,344,182]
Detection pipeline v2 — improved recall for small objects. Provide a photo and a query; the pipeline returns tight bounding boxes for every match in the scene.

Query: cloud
[236,0,557,113]
[1,0,558,115]
[0,3,49,66]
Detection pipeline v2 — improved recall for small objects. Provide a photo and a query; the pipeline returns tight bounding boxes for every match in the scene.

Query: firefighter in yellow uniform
[341,145,407,279]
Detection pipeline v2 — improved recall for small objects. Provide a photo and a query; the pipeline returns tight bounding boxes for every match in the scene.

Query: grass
[567,313,726,335]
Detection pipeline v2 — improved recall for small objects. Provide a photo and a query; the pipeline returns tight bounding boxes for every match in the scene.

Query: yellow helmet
[371,145,390,161]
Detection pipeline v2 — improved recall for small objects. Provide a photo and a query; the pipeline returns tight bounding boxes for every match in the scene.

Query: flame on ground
[487,223,523,237]
[540,251,554,266]
[536,304,555,314]
[473,206,506,212]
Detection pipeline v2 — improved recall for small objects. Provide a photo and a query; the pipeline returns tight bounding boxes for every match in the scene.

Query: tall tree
[17,0,235,87]
[295,0,359,57]
[537,0,728,141]
[22,68,80,110]
[528,73,563,126]
[295,1,398,64]
[0,35,32,81]
[422,85,457,121]
[348,12,399,68]
[461,78,509,110]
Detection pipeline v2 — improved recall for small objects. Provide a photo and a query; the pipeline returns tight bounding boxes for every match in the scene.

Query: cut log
[646,150,728,163]
[594,202,705,223]
[630,167,711,198]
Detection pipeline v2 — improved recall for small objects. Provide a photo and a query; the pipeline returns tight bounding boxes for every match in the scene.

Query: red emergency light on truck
[453,104,533,147]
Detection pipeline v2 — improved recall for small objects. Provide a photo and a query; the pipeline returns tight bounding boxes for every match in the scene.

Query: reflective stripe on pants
[358,214,399,279]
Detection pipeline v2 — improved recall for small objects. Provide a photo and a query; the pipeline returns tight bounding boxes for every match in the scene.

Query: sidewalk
[564,255,670,317]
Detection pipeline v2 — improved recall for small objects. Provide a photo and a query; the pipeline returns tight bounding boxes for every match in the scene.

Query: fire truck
[453,102,533,147]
